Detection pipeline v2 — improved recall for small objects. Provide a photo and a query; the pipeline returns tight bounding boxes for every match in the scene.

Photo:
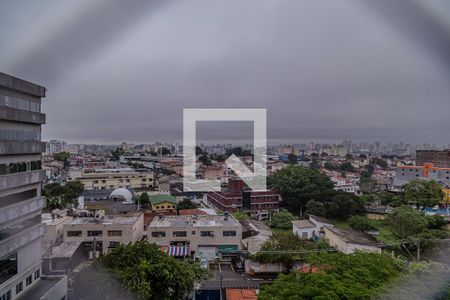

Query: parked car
[231,257,244,272]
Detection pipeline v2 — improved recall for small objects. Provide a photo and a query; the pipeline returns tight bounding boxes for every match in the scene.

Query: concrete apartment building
[147,214,242,261]
[416,150,450,168]
[67,167,154,190]
[0,73,66,299]
[62,214,144,254]
[394,163,450,187]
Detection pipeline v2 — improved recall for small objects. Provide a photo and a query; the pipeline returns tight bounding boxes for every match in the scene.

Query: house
[324,226,382,254]
[149,194,177,212]
[292,215,334,240]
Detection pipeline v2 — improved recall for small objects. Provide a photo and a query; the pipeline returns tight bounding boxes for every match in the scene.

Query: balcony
[0,218,44,258]
[0,170,46,190]
[0,106,45,124]
[0,141,46,155]
[17,276,67,300]
[0,196,45,226]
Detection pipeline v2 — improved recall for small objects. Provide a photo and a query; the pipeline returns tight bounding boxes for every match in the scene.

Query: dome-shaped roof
[109,188,133,203]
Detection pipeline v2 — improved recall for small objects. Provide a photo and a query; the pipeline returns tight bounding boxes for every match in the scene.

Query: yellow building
[67,168,154,190]
[149,194,177,212]
[443,188,450,204]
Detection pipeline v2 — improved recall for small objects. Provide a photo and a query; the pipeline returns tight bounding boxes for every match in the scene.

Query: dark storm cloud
[0,0,449,144]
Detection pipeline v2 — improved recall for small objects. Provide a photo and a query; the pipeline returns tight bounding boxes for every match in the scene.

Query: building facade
[147,214,242,261]
[67,168,154,190]
[416,150,450,168]
[0,73,66,299]
[394,163,450,188]
[206,177,280,219]
[62,214,144,254]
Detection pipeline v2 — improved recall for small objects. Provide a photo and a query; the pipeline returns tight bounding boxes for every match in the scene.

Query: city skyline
[1,0,449,145]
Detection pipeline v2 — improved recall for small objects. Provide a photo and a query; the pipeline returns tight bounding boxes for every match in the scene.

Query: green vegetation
[198,153,211,166]
[176,198,198,211]
[269,166,334,218]
[136,192,151,209]
[348,215,373,231]
[110,147,125,161]
[53,151,70,167]
[43,181,84,210]
[251,232,322,266]
[267,210,296,228]
[387,206,428,239]
[73,241,210,300]
[225,146,252,157]
[259,252,406,300]
[232,211,248,221]
[287,153,297,165]
[403,179,444,210]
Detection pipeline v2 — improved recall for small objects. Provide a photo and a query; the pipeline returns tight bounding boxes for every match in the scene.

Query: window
[191,231,196,235]
[173,231,187,237]
[26,275,32,286]
[0,253,17,285]
[201,231,214,237]
[151,231,166,237]
[15,282,23,294]
[1,290,11,300]
[107,230,122,237]
[87,230,102,237]
[67,231,82,237]
[223,230,236,237]
[34,269,40,280]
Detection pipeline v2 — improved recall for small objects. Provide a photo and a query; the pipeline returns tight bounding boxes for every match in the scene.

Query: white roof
[109,188,132,203]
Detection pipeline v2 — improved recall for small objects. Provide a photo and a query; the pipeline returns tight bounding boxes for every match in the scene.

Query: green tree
[269,166,334,218]
[258,252,404,300]
[176,198,197,211]
[287,153,297,165]
[269,210,296,228]
[232,211,248,221]
[387,206,428,239]
[53,151,70,166]
[426,214,446,230]
[349,215,373,231]
[43,181,84,209]
[326,191,366,220]
[110,147,125,161]
[199,154,211,166]
[403,179,444,210]
[97,241,210,300]
[251,232,318,266]
[137,192,151,209]
[305,200,327,217]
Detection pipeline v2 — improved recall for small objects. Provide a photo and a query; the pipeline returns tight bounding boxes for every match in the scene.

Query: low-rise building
[394,163,450,187]
[292,215,334,240]
[149,194,176,213]
[324,226,382,254]
[147,214,242,261]
[63,214,144,254]
[67,168,155,190]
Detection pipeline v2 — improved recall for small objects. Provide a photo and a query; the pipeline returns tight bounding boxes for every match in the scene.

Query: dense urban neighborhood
[1,1,450,299]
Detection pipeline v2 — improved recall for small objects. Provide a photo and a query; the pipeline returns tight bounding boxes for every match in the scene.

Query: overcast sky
[1,0,449,145]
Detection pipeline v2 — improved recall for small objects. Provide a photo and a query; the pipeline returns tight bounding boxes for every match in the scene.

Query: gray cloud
[0,0,449,144]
